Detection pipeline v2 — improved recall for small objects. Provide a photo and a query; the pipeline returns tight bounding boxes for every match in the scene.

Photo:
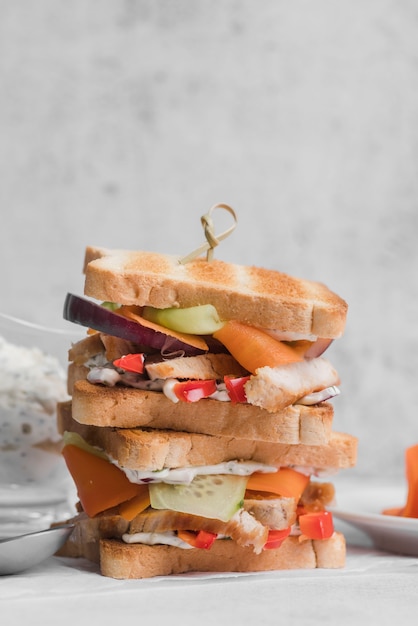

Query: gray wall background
[1,1,417,480]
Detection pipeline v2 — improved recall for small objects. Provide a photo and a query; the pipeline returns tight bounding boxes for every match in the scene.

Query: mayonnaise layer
[115,460,280,485]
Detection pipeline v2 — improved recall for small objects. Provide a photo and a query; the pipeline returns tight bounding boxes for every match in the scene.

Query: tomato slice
[224,375,251,403]
[173,379,217,402]
[113,353,145,374]
[298,511,334,540]
[263,528,291,549]
[177,530,218,550]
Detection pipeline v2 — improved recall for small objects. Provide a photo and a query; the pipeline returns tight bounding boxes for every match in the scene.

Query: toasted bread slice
[83,247,347,338]
[100,533,346,578]
[57,529,345,579]
[67,380,334,445]
[58,403,357,472]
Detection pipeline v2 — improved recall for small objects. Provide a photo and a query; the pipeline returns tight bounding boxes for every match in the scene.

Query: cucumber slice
[149,474,247,522]
[142,304,224,335]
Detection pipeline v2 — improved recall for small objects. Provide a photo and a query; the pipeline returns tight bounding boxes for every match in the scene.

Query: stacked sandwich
[56,244,357,579]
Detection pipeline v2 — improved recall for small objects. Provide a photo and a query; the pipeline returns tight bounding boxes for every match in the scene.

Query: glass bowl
[0,313,82,536]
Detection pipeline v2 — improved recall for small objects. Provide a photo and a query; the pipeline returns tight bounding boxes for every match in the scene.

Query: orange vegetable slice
[382,444,418,518]
[382,506,404,516]
[118,487,151,521]
[213,321,303,374]
[402,444,418,518]
[62,444,144,517]
[246,468,310,501]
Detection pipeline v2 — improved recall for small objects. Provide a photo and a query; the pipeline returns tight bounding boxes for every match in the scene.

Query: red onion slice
[63,293,208,356]
[303,338,334,358]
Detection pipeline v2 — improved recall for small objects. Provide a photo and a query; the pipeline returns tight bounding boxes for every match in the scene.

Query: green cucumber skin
[149,474,248,522]
[143,304,224,335]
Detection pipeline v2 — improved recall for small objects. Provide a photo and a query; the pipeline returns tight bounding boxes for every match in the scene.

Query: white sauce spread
[116,460,279,485]
[122,531,194,549]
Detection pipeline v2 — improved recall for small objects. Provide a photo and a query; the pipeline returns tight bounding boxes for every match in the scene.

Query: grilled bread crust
[99,533,346,578]
[83,247,347,338]
[58,529,345,579]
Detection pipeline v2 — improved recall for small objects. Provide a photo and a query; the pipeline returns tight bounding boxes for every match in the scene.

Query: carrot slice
[382,444,418,518]
[402,444,418,518]
[118,486,151,521]
[246,468,310,501]
[62,444,144,517]
[213,321,303,374]
[382,506,405,516]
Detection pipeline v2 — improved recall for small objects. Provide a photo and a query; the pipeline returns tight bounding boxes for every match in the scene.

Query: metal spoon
[0,524,74,575]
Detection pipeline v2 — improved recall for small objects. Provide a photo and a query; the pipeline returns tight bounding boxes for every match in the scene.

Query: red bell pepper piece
[113,353,145,374]
[177,530,218,549]
[263,527,291,549]
[173,380,217,402]
[224,375,251,403]
[298,511,334,540]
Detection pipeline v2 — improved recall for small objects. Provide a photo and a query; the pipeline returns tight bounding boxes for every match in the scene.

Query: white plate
[330,481,418,556]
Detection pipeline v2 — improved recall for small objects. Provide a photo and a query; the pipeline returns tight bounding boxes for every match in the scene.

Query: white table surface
[2,478,418,625]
